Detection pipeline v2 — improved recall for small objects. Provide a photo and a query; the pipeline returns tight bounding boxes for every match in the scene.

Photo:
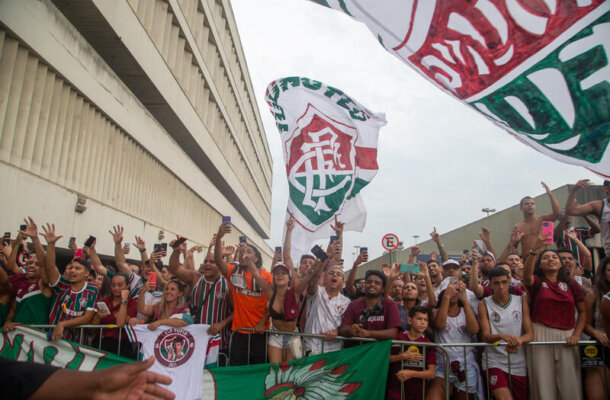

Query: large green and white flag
[0,325,130,369]
[309,0,610,176]
[203,340,391,399]
[265,77,386,262]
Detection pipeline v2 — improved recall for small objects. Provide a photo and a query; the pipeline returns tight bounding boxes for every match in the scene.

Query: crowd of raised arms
[1,178,610,400]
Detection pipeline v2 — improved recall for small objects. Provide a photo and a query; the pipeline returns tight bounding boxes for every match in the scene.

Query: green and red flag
[265,77,386,262]
[309,0,610,176]
[0,325,130,370]
[203,340,391,399]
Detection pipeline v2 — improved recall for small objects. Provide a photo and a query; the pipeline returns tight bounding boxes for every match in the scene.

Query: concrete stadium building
[348,184,606,279]
[0,0,273,265]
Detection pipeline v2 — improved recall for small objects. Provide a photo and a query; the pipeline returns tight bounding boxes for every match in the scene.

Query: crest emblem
[286,105,357,229]
[512,311,522,322]
[490,311,501,324]
[490,375,498,386]
[154,328,195,368]
[559,282,568,292]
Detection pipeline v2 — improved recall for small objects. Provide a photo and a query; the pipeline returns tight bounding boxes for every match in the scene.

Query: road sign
[382,233,400,252]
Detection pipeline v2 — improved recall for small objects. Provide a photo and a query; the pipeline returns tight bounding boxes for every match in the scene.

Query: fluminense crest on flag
[265,77,386,262]
[309,0,610,176]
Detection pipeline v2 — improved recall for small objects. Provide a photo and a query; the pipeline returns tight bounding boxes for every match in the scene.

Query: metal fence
[20,325,609,400]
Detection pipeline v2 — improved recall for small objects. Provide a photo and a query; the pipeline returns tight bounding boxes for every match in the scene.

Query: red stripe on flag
[355,147,378,170]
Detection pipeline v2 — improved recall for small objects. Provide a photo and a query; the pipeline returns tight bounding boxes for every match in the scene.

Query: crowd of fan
[1,179,609,400]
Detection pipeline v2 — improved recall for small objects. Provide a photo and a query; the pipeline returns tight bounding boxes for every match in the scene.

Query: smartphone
[275,246,282,253]
[311,244,328,261]
[463,249,469,254]
[474,240,487,254]
[400,264,420,273]
[96,302,110,315]
[360,247,367,253]
[172,237,187,248]
[84,235,96,248]
[222,216,231,225]
[68,237,76,248]
[19,224,26,231]
[542,221,554,244]
[149,271,157,283]
[160,243,168,252]
[239,236,247,244]
[330,235,339,243]
[124,242,131,248]
[3,232,10,238]
[153,243,161,252]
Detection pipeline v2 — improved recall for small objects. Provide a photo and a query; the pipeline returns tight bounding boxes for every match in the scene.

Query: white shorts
[268,327,298,349]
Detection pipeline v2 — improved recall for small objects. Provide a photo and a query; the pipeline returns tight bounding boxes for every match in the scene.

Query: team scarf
[265,77,386,265]
[309,0,610,176]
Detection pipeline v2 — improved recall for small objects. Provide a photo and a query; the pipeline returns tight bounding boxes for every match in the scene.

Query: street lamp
[412,235,419,244]
[482,207,496,217]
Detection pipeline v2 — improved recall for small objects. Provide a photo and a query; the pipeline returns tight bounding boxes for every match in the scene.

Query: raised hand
[429,250,437,261]
[41,223,63,244]
[381,264,391,278]
[222,244,235,257]
[541,181,551,193]
[217,221,231,239]
[286,217,295,232]
[109,225,124,244]
[355,249,368,265]
[410,246,421,257]
[330,215,344,235]
[134,236,146,251]
[430,227,441,243]
[571,179,590,193]
[478,227,491,243]
[510,227,524,246]
[21,217,39,238]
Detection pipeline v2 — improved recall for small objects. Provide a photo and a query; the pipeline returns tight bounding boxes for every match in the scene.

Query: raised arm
[523,233,547,287]
[541,181,561,221]
[432,284,454,330]
[283,217,296,271]
[295,259,325,295]
[459,283,479,334]
[87,241,108,277]
[345,250,367,297]
[469,248,485,299]
[407,246,420,264]
[564,229,593,271]
[6,233,25,276]
[168,244,199,287]
[499,227,523,263]
[137,281,154,317]
[40,223,62,285]
[22,217,48,282]
[418,261,436,309]
[430,228,448,263]
[109,226,131,275]
[330,215,345,262]
[566,180,602,217]
[133,236,149,270]
[244,254,273,299]
[214,222,232,276]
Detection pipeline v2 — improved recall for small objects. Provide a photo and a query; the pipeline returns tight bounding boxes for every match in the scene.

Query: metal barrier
[16,325,608,400]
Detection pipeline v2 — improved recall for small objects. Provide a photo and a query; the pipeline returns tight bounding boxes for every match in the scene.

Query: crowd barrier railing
[15,325,608,400]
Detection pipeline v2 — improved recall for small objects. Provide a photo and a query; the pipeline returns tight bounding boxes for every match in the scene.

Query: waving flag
[265,77,386,263]
[309,0,610,176]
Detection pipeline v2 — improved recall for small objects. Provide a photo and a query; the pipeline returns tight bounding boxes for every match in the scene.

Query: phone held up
[542,221,554,244]
[311,244,328,262]
[84,235,96,248]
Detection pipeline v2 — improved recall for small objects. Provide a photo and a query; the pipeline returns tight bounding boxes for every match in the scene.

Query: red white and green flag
[265,77,386,262]
[309,0,610,176]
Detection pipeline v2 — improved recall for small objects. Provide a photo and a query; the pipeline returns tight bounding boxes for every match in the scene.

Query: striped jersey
[9,273,52,324]
[191,274,231,349]
[106,270,145,298]
[49,277,98,341]
[556,227,593,268]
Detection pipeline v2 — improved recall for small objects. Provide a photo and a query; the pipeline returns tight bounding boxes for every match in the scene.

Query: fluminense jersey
[482,295,526,376]
[191,274,231,349]
[49,277,98,341]
[130,324,210,400]
[9,273,52,324]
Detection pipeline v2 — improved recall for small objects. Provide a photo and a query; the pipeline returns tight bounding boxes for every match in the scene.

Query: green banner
[0,325,132,370]
[203,340,391,399]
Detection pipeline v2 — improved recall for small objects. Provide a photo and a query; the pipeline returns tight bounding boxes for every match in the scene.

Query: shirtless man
[514,182,560,259]
[566,179,610,257]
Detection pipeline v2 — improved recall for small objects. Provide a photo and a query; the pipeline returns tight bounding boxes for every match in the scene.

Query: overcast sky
[230,0,600,263]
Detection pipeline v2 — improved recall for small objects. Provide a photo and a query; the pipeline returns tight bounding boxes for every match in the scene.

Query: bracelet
[529,250,538,256]
[121,300,128,305]
[139,248,146,253]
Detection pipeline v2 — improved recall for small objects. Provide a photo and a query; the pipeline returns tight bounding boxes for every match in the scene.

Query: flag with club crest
[265,77,386,264]
[309,0,610,176]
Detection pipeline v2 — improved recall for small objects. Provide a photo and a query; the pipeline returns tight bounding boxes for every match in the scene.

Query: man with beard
[514,181,561,259]
[303,263,351,356]
[3,218,52,330]
[339,270,401,347]
[169,240,232,360]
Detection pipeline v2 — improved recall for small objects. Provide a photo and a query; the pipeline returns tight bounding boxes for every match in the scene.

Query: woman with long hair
[96,273,138,358]
[137,278,192,330]
[584,257,610,400]
[426,279,481,400]
[524,234,586,400]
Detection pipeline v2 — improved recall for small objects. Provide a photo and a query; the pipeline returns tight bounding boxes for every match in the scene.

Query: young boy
[388,305,436,400]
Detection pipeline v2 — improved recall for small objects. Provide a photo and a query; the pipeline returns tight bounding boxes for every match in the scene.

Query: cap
[483,251,496,261]
[271,264,290,274]
[442,259,460,268]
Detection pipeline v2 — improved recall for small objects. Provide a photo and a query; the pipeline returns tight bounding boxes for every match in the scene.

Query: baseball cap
[442,259,460,269]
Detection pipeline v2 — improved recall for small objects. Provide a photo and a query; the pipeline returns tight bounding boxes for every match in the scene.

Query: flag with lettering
[309,0,610,176]
[265,77,386,263]
[0,325,129,370]
[202,340,391,399]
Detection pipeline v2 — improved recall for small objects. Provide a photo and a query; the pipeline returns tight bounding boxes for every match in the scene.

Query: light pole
[412,235,419,245]
[482,207,496,217]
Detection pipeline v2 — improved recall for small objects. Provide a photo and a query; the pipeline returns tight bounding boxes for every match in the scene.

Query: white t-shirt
[482,295,526,376]
[435,277,479,316]
[601,199,610,255]
[434,308,478,371]
[132,324,210,400]
[304,286,350,352]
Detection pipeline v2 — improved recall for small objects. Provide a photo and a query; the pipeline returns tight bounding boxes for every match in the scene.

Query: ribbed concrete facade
[0,0,273,264]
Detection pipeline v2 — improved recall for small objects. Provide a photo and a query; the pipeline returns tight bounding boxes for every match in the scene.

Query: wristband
[529,250,538,256]
[121,300,128,305]
[139,248,146,253]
